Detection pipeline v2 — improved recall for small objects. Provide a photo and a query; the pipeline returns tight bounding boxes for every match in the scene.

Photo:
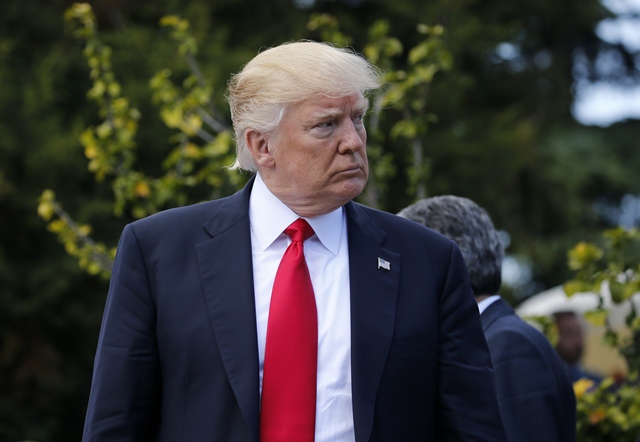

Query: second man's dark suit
[481,298,577,442]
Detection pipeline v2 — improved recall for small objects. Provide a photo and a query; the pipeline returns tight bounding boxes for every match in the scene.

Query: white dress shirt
[249,174,356,441]
[477,294,501,315]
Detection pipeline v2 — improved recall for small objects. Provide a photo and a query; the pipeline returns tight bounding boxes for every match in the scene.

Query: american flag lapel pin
[377,257,391,271]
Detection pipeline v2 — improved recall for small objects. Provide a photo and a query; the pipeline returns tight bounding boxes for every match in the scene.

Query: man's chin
[335,181,367,202]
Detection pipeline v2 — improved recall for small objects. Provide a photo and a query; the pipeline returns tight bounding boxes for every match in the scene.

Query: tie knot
[284,219,315,243]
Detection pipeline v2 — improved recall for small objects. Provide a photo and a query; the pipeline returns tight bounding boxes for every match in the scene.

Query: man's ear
[245,129,275,168]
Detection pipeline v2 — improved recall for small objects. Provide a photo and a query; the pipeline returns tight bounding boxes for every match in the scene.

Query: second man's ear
[245,129,275,168]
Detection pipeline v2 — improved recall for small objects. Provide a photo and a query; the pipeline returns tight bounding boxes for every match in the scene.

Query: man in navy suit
[82,41,506,441]
[399,196,577,442]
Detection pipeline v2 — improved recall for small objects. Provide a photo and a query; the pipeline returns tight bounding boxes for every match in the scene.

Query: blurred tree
[0,1,111,439]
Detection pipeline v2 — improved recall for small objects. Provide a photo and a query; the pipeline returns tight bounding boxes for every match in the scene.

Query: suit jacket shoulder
[130,181,251,240]
[481,298,576,442]
[346,201,461,263]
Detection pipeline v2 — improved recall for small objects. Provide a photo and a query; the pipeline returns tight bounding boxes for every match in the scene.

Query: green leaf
[584,309,608,327]
[567,242,604,270]
[609,279,626,303]
[563,279,596,297]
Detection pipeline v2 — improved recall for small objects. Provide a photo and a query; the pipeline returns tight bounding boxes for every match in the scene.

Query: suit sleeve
[436,243,507,441]
[82,224,161,442]
[487,329,567,442]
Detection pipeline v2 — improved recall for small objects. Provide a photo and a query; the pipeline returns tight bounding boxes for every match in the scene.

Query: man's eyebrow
[309,108,343,121]
[309,103,369,121]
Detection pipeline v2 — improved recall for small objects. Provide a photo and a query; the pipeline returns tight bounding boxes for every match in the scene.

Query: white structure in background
[516,282,640,375]
[516,281,640,329]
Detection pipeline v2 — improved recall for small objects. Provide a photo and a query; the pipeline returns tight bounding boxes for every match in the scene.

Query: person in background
[399,195,576,442]
[554,310,603,384]
[81,41,506,441]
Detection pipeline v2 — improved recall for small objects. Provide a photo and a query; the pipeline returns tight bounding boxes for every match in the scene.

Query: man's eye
[318,121,334,128]
[353,114,365,123]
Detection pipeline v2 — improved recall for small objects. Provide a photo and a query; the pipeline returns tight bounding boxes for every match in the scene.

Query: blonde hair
[227,40,382,171]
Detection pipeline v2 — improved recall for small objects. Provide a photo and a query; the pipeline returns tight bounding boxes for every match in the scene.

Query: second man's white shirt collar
[249,173,343,256]
[477,294,501,315]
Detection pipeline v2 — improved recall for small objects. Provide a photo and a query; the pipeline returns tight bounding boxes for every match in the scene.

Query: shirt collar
[249,173,343,255]
[477,294,501,315]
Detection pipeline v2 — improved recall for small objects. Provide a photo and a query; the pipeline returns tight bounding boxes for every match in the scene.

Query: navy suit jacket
[480,298,576,442]
[83,179,506,441]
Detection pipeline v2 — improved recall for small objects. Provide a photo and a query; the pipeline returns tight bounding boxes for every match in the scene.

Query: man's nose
[338,120,365,153]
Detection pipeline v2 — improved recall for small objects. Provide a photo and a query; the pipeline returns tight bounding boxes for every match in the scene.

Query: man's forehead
[303,93,368,116]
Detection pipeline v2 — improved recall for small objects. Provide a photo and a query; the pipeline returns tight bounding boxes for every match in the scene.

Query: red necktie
[260,218,318,442]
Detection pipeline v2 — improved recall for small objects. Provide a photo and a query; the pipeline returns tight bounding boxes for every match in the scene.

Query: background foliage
[2,0,640,440]
[565,229,640,440]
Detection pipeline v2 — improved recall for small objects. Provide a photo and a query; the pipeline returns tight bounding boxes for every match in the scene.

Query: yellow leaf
[41,189,55,201]
[86,261,102,275]
[79,128,96,147]
[84,144,98,159]
[563,279,591,297]
[37,201,55,221]
[78,224,92,236]
[64,242,78,254]
[107,82,121,97]
[183,143,201,159]
[134,181,151,198]
[567,242,603,270]
[589,409,607,425]
[159,16,180,27]
[48,219,66,234]
[573,378,594,399]
[161,107,183,129]
[584,309,608,327]
[72,3,92,16]
[96,122,112,139]
[88,80,105,99]
[180,114,202,136]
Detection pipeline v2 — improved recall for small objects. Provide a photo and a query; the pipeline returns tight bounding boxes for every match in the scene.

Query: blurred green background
[2,0,640,439]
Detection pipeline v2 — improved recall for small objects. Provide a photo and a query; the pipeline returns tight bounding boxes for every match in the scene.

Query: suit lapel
[195,178,260,442]
[345,202,401,442]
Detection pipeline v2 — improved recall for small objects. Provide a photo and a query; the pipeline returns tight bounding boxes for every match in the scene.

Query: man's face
[555,314,584,365]
[259,92,369,217]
